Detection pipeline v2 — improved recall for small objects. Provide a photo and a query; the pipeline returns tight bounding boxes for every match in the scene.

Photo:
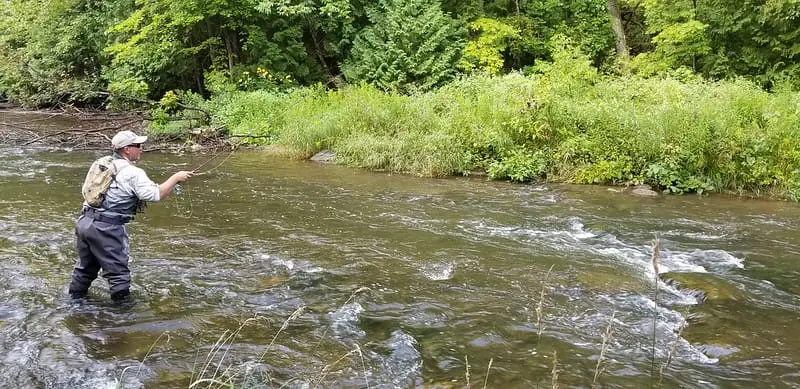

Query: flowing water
[1,113,800,388]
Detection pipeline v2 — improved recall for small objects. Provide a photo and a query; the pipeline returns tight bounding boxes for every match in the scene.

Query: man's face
[124,143,143,161]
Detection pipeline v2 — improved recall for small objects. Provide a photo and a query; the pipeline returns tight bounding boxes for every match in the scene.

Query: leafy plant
[341,0,466,92]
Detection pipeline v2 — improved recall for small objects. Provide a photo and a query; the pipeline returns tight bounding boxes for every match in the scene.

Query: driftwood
[21,117,142,146]
[1,105,233,151]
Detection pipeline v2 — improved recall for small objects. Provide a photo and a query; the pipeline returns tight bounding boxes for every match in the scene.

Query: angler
[68,130,194,301]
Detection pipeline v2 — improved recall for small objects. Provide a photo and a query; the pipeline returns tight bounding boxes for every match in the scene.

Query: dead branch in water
[21,118,142,146]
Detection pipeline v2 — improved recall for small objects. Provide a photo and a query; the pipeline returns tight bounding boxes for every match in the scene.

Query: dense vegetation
[2,0,799,198]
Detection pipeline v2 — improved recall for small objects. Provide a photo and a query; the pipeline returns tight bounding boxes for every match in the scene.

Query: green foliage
[0,0,122,106]
[531,35,599,95]
[459,18,520,74]
[627,0,800,86]
[487,148,548,182]
[254,0,362,81]
[341,0,466,92]
[630,0,711,75]
[208,40,800,199]
[205,88,294,140]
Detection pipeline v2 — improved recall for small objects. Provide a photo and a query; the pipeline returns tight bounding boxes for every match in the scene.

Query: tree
[459,18,520,74]
[606,0,629,61]
[0,0,127,106]
[341,0,466,92]
[255,0,367,83]
[105,0,314,100]
[628,0,710,75]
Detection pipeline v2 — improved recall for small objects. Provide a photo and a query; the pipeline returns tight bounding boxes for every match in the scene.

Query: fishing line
[172,145,238,219]
[190,152,223,172]
[172,91,307,215]
[193,146,237,176]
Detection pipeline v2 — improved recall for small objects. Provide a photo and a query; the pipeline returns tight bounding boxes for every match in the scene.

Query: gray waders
[68,207,133,301]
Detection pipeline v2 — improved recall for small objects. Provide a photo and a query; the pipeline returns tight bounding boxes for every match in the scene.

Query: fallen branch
[0,122,37,131]
[3,113,60,126]
[228,134,274,138]
[21,118,141,145]
[141,115,206,122]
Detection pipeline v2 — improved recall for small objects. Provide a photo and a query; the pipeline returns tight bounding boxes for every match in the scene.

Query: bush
[341,0,466,93]
[207,47,800,199]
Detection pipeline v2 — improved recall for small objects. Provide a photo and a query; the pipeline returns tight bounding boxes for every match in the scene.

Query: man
[68,130,193,301]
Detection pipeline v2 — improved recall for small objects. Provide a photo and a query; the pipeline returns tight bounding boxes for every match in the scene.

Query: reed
[592,311,616,388]
[650,233,661,379]
[253,306,306,386]
[658,323,685,386]
[191,315,267,388]
[536,265,555,339]
[311,287,371,355]
[465,355,471,388]
[311,345,365,388]
[483,357,494,389]
[115,331,171,388]
[551,351,559,389]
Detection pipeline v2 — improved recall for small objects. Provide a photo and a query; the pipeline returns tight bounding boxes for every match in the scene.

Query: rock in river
[660,272,745,303]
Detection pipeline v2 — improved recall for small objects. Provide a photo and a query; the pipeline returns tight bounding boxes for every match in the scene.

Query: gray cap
[111,130,148,149]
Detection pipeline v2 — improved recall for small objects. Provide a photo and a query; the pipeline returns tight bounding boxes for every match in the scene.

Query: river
[1,113,799,388]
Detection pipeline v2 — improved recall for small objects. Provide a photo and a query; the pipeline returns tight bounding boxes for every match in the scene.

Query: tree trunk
[221,27,240,74]
[308,24,332,79]
[606,0,629,61]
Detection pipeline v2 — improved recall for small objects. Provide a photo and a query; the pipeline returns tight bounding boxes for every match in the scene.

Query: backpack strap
[108,157,132,184]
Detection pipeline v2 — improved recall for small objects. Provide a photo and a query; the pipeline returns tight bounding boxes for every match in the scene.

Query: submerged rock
[257,274,288,289]
[697,344,739,358]
[632,184,659,197]
[660,272,745,303]
[310,149,336,163]
[576,267,648,293]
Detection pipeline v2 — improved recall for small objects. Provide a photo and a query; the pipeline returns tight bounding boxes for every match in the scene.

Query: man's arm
[159,171,194,199]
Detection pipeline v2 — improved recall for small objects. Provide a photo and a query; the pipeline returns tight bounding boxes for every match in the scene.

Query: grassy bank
[206,48,800,200]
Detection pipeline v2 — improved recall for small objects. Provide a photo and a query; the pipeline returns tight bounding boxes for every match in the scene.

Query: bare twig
[592,312,616,388]
[0,122,36,131]
[551,351,559,389]
[482,358,493,389]
[650,233,661,378]
[658,323,685,386]
[21,118,141,145]
[465,355,471,388]
[536,264,555,339]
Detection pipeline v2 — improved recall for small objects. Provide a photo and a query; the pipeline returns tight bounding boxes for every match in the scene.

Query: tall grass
[592,312,616,388]
[650,234,661,378]
[551,351,559,389]
[536,264,554,339]
[207,49,800,199]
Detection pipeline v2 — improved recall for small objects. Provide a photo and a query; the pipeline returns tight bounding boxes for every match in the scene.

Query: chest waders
[68,156,139,301]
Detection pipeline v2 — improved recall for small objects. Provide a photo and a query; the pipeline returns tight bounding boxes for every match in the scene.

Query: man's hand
[172,170,194,183]
[160,171,194,199]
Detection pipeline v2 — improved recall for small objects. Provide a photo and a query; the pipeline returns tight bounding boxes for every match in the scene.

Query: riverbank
[204,68,800,201]
[4,63,800,202]
[0,108,232,152]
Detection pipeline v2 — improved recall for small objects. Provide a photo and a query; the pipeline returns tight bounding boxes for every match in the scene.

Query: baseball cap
[111,130,148,149]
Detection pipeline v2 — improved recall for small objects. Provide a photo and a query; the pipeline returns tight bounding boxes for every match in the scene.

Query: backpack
[81,156,130,207]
